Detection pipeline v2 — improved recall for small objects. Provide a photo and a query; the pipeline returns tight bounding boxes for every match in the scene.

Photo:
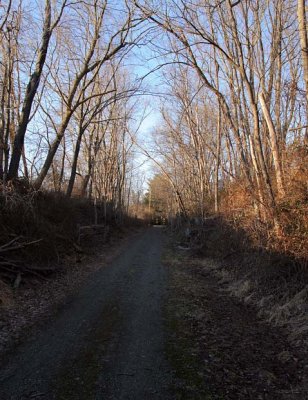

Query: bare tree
[135,0,304,229]
[32,0,139,190]
[8,0,68,180]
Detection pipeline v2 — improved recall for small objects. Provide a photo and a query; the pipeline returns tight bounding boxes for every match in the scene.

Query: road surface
[0,227,172,400]
[1,226,305,399]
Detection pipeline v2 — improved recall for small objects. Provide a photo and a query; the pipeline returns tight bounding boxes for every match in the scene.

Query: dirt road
[0,227,306,400]
[0,227,173,400]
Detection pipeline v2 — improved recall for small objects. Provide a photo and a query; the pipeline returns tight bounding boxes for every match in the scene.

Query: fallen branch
[0,235,23,250]
[0,260,18,267]
[0,238,42,254]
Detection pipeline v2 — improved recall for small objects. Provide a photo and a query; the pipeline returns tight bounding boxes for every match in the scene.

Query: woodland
[0,0,307,297]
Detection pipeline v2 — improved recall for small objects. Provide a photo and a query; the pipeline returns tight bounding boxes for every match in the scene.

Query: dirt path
[0,228,306,399]
[0,227,173,400]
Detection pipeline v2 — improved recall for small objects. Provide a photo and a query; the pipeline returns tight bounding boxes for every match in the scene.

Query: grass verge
[163,248,221,400]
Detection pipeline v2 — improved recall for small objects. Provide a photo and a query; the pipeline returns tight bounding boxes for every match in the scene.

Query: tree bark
[66,125,85,197]
[259,91,285,198]
[298,0,308,99]
[8,0,51,180]
[33,110,72,190]
[297,0,308,143]
[214,104,221,212]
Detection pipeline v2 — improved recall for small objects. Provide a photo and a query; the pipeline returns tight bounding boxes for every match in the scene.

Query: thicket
[219,144,308,264]
[0,186,140,289]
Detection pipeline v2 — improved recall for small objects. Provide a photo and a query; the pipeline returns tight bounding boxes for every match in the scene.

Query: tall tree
[7,0,67,180]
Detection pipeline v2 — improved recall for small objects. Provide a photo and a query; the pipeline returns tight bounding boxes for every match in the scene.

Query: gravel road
[0,227,173,400]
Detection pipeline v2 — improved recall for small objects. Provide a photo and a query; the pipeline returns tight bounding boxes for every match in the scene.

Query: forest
[142,0,307,262]
[0,1,307,398]
[0,0,306,293]
[0,0,306,280]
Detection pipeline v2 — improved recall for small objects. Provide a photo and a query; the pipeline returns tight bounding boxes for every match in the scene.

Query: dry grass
[195,254,308,346]
[165,243,305,399]
[176,211,308,346]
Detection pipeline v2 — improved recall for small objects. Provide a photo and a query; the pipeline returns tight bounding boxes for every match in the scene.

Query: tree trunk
[8,0,51,180]
[259,92,285,198]
[298,0,308,99]
[297,0,308,143]
[214,104,221,213]
[33,111,72,190]
[66,126,85,197]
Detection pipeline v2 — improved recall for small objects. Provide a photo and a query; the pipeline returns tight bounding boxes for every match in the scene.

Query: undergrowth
[174,216,308,346]
[220,144,308,264]
[0,188,142,305]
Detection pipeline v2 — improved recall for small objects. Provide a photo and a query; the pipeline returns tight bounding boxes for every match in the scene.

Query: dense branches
[134,0,307,259]
[0,0,145,218]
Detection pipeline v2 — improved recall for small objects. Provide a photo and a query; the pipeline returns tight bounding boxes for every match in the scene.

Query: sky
[125,37,168,188]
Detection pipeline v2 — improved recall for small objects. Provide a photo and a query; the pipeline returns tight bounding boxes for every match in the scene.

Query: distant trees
[145,174,176,219]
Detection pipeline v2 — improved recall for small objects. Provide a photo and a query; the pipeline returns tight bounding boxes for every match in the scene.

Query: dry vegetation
[169,215,308,349]
[0,186,141,294]
[220,144,308,263]
[0,0,307,356]
[164,246,307,399]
